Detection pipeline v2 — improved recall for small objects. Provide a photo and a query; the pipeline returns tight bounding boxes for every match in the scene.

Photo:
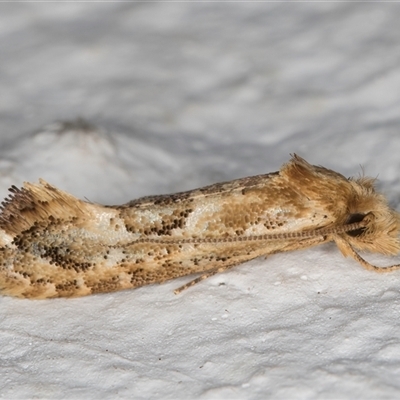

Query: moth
[0,154,399,299]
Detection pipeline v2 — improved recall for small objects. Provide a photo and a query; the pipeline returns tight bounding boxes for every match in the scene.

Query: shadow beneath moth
[0,154,399,299]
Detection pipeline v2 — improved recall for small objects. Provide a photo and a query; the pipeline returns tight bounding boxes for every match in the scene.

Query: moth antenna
[134,220,368,245]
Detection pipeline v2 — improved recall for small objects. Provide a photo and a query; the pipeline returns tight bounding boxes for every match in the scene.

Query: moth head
[344,178,400,255]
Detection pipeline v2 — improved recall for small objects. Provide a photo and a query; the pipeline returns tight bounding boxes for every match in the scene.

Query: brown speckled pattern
[0,155,399,299]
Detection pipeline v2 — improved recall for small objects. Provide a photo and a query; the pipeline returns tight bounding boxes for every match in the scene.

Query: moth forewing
[0,154,399,299]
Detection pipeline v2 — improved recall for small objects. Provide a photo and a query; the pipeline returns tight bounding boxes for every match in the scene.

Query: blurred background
[1,3,400,203]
